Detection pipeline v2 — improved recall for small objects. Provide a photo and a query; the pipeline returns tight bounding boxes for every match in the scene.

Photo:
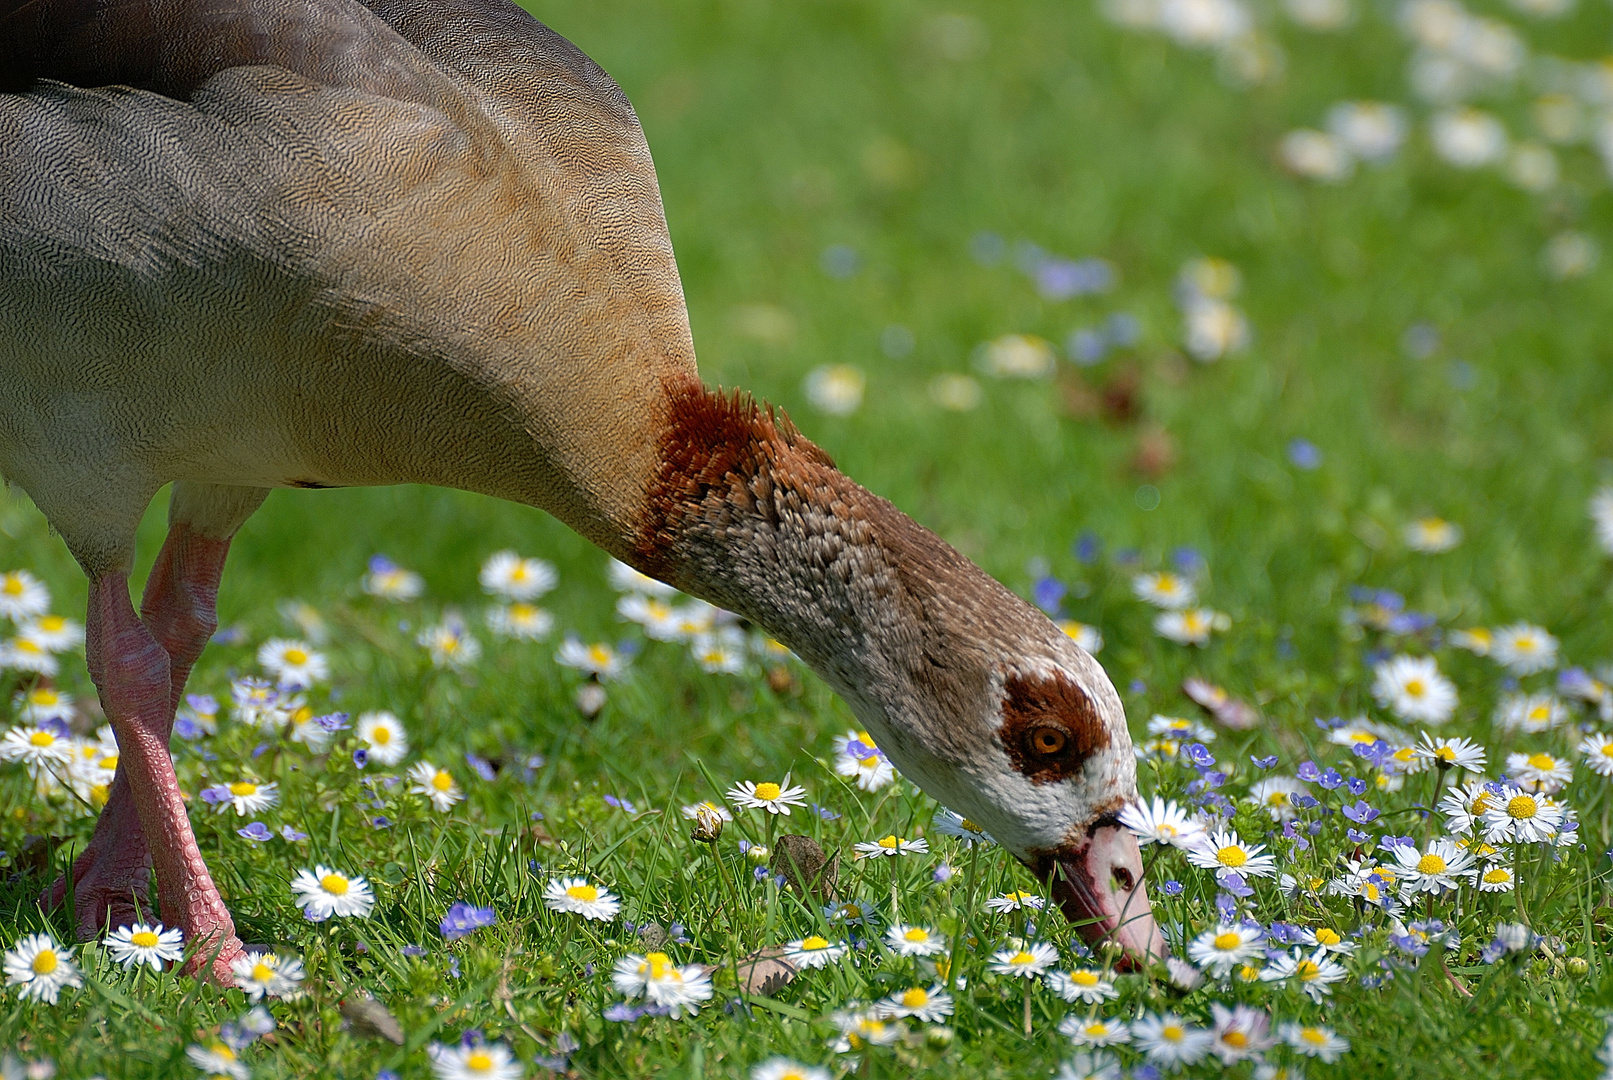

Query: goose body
[0,0,1166,978]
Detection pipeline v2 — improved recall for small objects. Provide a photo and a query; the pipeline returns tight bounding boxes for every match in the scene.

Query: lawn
[3,0,1613,1076]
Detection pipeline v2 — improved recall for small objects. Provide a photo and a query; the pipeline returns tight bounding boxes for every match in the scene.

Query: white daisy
[1372,654,1458,724]
[1329,101,1407,160]
[1477,864,1516,892]
[555,637,626,679]
[1186,923,1264,977]
[617,593,681,639]
[14,686,73,726]
[832,730,896,792]
[751,1059,830,1080]
[1147,714,1215,743]
[1279,1022,1349,1062]
[1261,948,1347,1002]
[186,1041,249,1080]
[1592,487,1613,556]
[217,779,279,817]
[1300,926,1357,956]
[885,924,947,958]
[408,761,465,812]
[418,620,482,669]
[933,808,995,846]
[486,602,554,641]
[1507,750,1573,792]
[1053,1052,1122,1080]
[691,630,747,675]
[285,704,335,752]
[1118,796,1206,850]
[479,551,557,600]
[0,571,49,621]
[18,614,82,652]
[782,935,847,969]
[356,711,409,766]
[231,951,306,1001]
[1153,607,1227,645]
[1481,786,1565,844]
[1132,572,1196,609]
[1495,693,1567,733]
[989,942,1058,978]
[104,922,184,971]
[1490,623,1559,674]
[543,877,619,921]
[1208,1002,1273,1065]
[854,835,929,859]
[0,637,57,675]
[1247,776,1308,821]
[1059,1016,1130,1048]
[984,890,1046,913]
[830,1009,902,1051]
[1131,1012,1214,1068]
[1326,716,1402,750]
[428,1040,524,1080]
[1414,732,1486,772]
[290,865,375,921]
[363,557,424,601]
[727,777,809,816]
[1056,620,1104,654]
[607,558,677,597]
[1439,781,1499,835]
[1185,828,1277,879]
[875,984,953,1022]
[612,951,716,1016]
[1046,968,1118,1004]
[3,933,81,1004]
[1577,732,1613,777]
[257,638,327,688]
[0,725,73,767]
[824,899,882,927]
[1405,517,1462,552]
[1389,837,1477,896]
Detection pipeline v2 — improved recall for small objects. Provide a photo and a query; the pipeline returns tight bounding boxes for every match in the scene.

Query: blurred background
[5,0,1613,673]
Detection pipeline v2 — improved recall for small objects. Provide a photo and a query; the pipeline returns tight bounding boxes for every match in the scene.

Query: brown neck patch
[998,670,1108,784]
[633,378,836,578]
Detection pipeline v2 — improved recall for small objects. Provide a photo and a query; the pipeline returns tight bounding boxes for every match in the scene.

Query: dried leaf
[340,996,405,1044]
[733,947,797,997]
[770,835,838,901]
[1183,676,1259,730]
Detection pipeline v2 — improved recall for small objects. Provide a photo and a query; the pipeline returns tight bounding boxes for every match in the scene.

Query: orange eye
[1029,727,1067,756]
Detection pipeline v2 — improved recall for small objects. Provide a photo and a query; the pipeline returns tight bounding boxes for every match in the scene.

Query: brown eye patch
[999,672,1108,784]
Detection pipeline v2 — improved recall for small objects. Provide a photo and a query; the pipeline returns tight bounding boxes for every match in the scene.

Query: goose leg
[44,523,235,941]
[82,570,243,981]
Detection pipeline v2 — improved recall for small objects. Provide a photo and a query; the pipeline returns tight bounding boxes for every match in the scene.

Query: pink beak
[1034,824,1168,969]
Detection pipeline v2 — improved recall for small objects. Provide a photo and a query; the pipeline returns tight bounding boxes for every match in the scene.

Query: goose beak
[1036,825,1168,970]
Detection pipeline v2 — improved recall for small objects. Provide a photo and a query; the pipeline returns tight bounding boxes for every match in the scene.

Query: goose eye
[1029,726,1067,756]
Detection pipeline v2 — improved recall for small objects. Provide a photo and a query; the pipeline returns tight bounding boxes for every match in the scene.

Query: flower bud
[746,844,770,864]
[690,803,725,844]
[1568,956,1589,976]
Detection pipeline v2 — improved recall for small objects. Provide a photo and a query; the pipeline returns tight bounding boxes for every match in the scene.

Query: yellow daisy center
[228,782,258,797]
[101,755,118,771]
[130,931,159,949]
[510,564,528,581]
[31,949,56,975]
[800,936,829,950]
[1213,932,1241,951]
[1008,951,1034,965]
[1296,960,1321,980]
[1404,679,1426,698]
[28,731,54,748]
[1472,793,1493,814]
[283,648,308,665]
[29,689,58,706]
[251,962,275,982]
[1161,1024,1185,1042]
[753,782,782,801]
[959,818,982,833]
[1084,1023,1110,1037]
[1436,747,1456,761]
[36,616,63,632]
[1417,853,1447,875]
[1300,1028,1327,1046]
[1602,744,1613,759]
[1314,928,1341,946]
[1527,705,1549,722]
[903,928,929,942]
[1483,868,1511,884]
[587,644,612,665]
[1268,792,1288,806]
[0,577,21,595]
[1527,753,1556,770]
[1224,1030,1249,1048]
[431,771,453,792]
[566,884,598,902]
[877,835,900,849]
[1071,970,1100,986]
[1216,845,1248,868]
[1508,795,1539,819]
[900,987,929,1008]
[14,640,39,655]
[372,726,391,744]
[320,874,349,895]
[465,1051,493,1072]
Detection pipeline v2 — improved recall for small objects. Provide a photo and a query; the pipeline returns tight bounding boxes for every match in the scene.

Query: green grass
[5,0,1613,1075]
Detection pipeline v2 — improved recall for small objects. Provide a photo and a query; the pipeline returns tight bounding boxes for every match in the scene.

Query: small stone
[770,835,838,901]
[637,922,668,952]
[339,996,405,1044]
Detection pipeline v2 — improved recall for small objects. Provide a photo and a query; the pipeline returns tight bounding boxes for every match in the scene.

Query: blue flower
[1183,743,1215,769]
[1296,761,1321,782]
[933,864,955,883]
[237,822,272,842]
[1066,327,1108,365]
[604,1003,645,1023]
[1287,438,1322,470]
[440,901,498,940]
[199,785,231,806]
[1073,532,1102,563]
[1250,754,1279,769]
[1032,576,1067,615]
[352,748,369,769]
[1342,800,1379,824]
[465,753,497,781]
[1161,880,1183,896]
[1347,828,1370,843]
[402,945,427,957]
[280,824,308,842]
[1221,873,1254,899]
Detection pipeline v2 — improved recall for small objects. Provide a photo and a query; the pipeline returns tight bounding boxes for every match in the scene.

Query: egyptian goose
[0,0,1166,979]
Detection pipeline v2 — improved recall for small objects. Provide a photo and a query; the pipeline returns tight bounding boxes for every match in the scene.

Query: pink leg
[78,570,243,981]
[48,526,236,938]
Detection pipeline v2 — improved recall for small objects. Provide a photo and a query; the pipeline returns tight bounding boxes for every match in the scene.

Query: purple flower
[813,804,841,821]
[465,753,497,782]
[237,822,272,842]
[1073,532,1102,563]
[1342,800,1379,824]
[1316,768,1346,790]
[402,945,427,957]
[200,785,231,806]
[1105,312,1140,347]
[1266,922,1302,945]
[1379,835,1416,850]
[1032,576,1067,615]
[280,824,308,841]
[1387,612,1438,635]
[1128,679,1147,695]
[174,716,205,740]
[1287,438,1322,470]
[602,794,640,815]
[1313,716,1345,731]
[251,742,272,759]
[1066,327,1107,365]
[372,816,391,829]
[604,1003,645,1023]
[1215,893,1238,921]
[1250,754,1279,769]
[1183,743,1215,769]
[1171,547,1204,576]
[1290,793,1320,810]
[352,748,369,769]
[1390,933,1428,958]
[933,864,955,883]
[1161,880,1183,897]
[1221,873,1254,898]
[1347,828,1370,843]
[1296,761,1321,782]
[314,712,350,733]
[1353,739,1393,766]
[1346,777,1368,796]
[440,901,498,940]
